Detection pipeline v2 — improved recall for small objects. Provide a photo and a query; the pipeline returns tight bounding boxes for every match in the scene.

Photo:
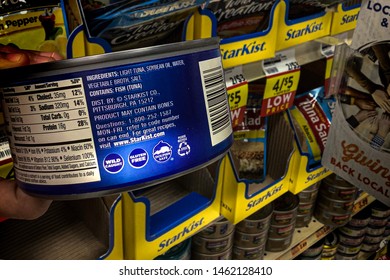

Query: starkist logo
[285,22,323,40]
[158,218,204,251]
[245,185,283,211]
[221,41,266,60]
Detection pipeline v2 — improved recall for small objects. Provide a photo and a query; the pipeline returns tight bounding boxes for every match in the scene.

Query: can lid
[273,192,299,211]
[322,173,355,189]
[323,232,339,247]
[245,202,274,220]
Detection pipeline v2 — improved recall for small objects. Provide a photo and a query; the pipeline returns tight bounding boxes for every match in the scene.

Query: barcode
[0,143,11,161]
[199,57,232,146]
[265,67,279,75]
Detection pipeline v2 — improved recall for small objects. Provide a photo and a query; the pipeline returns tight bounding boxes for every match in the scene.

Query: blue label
[2,47,233,197]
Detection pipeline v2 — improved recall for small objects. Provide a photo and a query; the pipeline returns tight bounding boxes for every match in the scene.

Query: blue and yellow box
[330,2,361,36]
[220,113,295,224]
[276,0,332,51]
[192,0,281,69]
[101,160,225,260]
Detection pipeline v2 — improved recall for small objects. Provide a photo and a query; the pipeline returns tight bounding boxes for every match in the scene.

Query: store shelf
[263,192,376,260]
[235,31,353,84]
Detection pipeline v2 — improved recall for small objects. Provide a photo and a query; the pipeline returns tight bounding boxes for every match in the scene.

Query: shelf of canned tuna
[183,173,390,261]
[264,190,376,260]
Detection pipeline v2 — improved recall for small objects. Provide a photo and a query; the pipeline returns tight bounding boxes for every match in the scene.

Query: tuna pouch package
[287,86,335,170]
[77,0,207,52]
[230,108,268,182]
[322,0,390,206]
[0,0,69,58]
[287,0,359,20]
[202,0,276,39]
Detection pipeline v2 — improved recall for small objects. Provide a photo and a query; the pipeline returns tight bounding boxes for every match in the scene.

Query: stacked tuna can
[361,201,390,255]
[295,238,325,260]
[334,208,370,260]
[265,192,299,252]
[155,238,192,260]
[232,203,273,260]
[314,174,358,227]
[191,216,235,260]
[296,182,320,228]
[321,232,339,260]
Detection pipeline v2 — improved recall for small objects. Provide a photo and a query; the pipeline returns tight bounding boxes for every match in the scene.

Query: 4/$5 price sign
[224,66,248,129]
[261,49,301,117]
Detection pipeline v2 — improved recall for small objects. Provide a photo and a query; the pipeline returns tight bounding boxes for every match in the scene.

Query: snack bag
[231,106,267,181]
[78,0,207,51]
[203,0,276,39]
[287,0,357,20]
[0,0,68,58]
[287,86,335,168]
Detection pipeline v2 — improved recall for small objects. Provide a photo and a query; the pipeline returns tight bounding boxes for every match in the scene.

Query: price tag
[261,50,300,117]
[225,66,246,88]
[291,240,308,257]
[315,226,332,238]
[225,66,248,129]
[321,44,335,95]
[263,49,300,75]
[353,195,369,212]
[227,83,248,128]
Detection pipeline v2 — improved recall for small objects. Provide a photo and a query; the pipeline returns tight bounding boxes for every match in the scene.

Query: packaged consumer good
[203,0,275,38]
[79,0,206,51]
[0,0,68,58]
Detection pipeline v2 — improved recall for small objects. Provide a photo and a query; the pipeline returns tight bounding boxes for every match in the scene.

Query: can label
[1,46,233,196]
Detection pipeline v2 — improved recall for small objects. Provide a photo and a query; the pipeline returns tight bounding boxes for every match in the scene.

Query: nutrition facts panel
[2,78,100,185]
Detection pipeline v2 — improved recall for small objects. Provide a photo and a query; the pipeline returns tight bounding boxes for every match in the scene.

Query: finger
[382,102,390,113]
[29,54,58,64]
[36,51,63,61]
[367,111,378,117]
[0,52,30,69]
[0,45,63,63]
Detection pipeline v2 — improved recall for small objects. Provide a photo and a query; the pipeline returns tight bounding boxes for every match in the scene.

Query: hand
[371,89,390,113]
[354,109,378,123]
[377,113,390,139]
[0,44,62,69]
[354,98,377,110]
[0,179,52,220]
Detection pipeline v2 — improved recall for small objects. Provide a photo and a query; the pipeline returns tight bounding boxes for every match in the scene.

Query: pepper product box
[330,2,361,36]
[101,160,225,260]
[276,0,332,51]
[220,113,295,224]
[0,0,69,58]
[193,0,281,69]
